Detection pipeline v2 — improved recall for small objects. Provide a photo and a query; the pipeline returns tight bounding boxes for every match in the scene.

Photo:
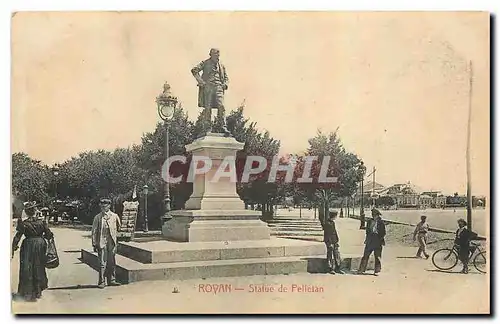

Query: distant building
[419,191,447,208]
[419,194,433,208]
[421,191,442,198]
[436,195,447,208]
[356,181,386,195]
[395,194,419,208]
[380,182,420,208]
[446,193,467,207]
[355,181,484,209]
[354,181,386,206]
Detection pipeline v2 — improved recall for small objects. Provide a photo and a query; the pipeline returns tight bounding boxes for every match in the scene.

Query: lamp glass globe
[161,104,174,119]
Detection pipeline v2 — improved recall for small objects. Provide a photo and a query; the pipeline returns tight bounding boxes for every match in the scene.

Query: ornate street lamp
[52,164,60,223]
[143,184,149,232]
[156,82,178,223]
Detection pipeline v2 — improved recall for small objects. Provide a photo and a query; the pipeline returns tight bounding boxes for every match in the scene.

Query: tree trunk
[346,198,349,217]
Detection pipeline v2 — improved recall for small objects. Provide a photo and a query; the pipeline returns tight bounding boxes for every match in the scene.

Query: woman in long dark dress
[12,203,53,302]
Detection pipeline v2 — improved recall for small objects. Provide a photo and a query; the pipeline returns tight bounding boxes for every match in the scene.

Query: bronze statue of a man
[191,48,230,135]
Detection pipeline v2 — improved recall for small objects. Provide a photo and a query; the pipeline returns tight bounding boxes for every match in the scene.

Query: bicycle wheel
[432,248,458,271]
[473,251,487,274]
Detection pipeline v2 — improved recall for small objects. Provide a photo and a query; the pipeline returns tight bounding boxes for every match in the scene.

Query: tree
[315,189,333,223]
[57,148,145,223]
[226,104,281,215]
[12,152,51,205]
[303,129,363,215]
[376,196,395,208]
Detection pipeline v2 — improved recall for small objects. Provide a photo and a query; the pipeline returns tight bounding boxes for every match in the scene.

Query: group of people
[320,208,386,276]
[320,208,478,275]
[12,196,480,302]
[12,198,122,302]
[413,214,478,274]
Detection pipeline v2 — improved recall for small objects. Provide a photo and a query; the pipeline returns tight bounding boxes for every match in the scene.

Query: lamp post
[52,164,59,196]
[358,161,366,229]
[371,166,376,208]
[156,82,178,223]
[52,164,60,223]
[143,184,149,232]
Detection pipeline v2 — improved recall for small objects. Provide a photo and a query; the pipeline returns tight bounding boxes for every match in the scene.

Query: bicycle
[431,241,486,273]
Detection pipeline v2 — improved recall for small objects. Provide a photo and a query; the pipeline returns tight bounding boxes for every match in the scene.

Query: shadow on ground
[48,284,100,290]
[425,269,484,275]
[396,256,424,259]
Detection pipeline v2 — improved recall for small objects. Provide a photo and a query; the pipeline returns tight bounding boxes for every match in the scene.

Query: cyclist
[454,218,478,274]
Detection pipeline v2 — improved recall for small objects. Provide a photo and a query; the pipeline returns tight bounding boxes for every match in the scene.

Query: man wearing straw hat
[92,198,122,288]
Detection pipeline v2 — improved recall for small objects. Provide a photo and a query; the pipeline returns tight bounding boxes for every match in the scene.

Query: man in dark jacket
[320,210,344,274]
[455,218,478,274]
[357,208,386,276]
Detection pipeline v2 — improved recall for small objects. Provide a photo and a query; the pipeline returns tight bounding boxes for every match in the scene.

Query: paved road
[276,208,488,236]
[11,225,489,314]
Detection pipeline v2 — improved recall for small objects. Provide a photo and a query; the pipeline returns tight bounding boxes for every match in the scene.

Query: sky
[11,12,490,196]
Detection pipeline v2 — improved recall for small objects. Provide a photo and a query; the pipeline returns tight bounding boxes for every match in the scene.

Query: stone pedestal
[162,133,271,242]
[184,133,245,210]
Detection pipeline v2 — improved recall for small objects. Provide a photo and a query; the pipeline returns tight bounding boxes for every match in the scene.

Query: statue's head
[209,48,220,62]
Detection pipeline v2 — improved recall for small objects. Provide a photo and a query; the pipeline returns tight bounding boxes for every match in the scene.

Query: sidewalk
[11,222,489,314]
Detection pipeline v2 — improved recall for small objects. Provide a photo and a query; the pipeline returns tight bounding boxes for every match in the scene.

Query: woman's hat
[457,218,467,225]
[23,201,37,210]
[371,208,382,216]
[23,201,37,216]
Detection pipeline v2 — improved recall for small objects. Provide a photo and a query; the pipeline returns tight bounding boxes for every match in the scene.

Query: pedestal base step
[81,249,373,284]
[82,249,316,283]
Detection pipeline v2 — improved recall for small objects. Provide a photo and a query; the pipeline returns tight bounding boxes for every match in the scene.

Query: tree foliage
[309,129,363,197]
[12,153,50,204]
[275,129,365,209]
[55,148,144,222]
[227,104,281,209]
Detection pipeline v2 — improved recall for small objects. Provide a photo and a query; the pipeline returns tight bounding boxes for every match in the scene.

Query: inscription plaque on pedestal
[118,201,139,241]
